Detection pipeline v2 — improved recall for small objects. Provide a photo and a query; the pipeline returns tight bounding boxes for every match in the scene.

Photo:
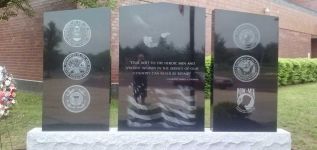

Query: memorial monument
[42,8,111,131]
[27,5,291,150]
[212,9,278,131]
[118,3,205,131]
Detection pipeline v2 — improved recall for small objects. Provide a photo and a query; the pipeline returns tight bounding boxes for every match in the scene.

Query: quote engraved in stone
[236,88,255,113]
[63,20,91,47]
[233,55,260,82]
[233,23,260,50]
[119,3,205,131]
[62,85,90,113]
[63,52,91,80]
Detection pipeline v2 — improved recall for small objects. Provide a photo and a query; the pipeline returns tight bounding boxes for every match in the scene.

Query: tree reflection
[43,22,62,78]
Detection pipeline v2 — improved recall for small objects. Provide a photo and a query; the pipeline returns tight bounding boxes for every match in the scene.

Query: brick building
[0,0,316,90]
[291,0,317,10]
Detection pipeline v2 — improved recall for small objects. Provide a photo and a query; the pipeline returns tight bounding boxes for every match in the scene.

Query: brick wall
[0,0,76,81]
[279,29,311,58]
[291,0,317,10]
[312,39,317,58]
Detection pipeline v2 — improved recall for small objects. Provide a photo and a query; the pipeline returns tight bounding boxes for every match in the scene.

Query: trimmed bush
[278,58,317,86]
[204,56,317,97]
[204,55,213,98]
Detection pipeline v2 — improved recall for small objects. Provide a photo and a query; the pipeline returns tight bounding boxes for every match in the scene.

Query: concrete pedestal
[27,128,291,150]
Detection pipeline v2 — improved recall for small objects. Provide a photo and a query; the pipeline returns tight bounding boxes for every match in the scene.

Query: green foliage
[0,0,117,21]
[278,83,317,150]
[68,0,117,8]
[0,0,34,21]
[204,55,213,98]
[278,58,317,86]
[0,91,42,149]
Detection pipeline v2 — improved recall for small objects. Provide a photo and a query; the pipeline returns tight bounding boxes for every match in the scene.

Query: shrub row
[204,57,317,97]
[278,58,317,86]
[204,56,213,98]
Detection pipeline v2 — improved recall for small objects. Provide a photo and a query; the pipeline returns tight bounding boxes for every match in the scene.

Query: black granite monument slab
[213,9,278,131]
[43,8,111,131]
[119,3,205,131]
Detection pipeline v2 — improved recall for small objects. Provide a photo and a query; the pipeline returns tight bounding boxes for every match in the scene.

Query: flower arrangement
[0,66,17,119]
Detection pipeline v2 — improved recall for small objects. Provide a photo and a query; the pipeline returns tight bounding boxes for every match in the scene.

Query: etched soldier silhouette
[132,54,148,105]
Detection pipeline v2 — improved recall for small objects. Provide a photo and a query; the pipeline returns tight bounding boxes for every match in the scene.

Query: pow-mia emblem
[62,85,90,113]
[233,23,260,50]
[236,88,255,113]
[63,20,91,47]
[63,52,91,80]
[233,55,260,82]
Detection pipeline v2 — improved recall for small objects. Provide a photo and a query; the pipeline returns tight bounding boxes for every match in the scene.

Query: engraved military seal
[63,52,91,80]
[62,85,90,113]
[233,23,260,50]
[63,20,91,47]
[233,55,260,82]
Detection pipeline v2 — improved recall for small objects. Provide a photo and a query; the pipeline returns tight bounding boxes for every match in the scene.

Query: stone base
[27,128,291,150]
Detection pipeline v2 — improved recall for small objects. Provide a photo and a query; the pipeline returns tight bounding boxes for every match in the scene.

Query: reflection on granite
[119,3,205,131]
[43,8,111,131]
[213,9,278,132]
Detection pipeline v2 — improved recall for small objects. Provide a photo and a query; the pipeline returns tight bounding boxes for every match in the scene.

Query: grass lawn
[0,92,42,150]
[0,83,316,149]
[278,83,317,150]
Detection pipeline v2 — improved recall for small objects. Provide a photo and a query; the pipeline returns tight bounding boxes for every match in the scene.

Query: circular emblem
[236,92,255,113]
[233,23,260,50]
[62,85,90,113]
[233,55,260,82]
[63,52,91,80]
[63,20,91,47]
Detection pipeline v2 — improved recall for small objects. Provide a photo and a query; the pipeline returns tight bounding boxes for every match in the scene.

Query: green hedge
[204,55,213,98]
[204,56,317,97]
[278,58,317,86]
